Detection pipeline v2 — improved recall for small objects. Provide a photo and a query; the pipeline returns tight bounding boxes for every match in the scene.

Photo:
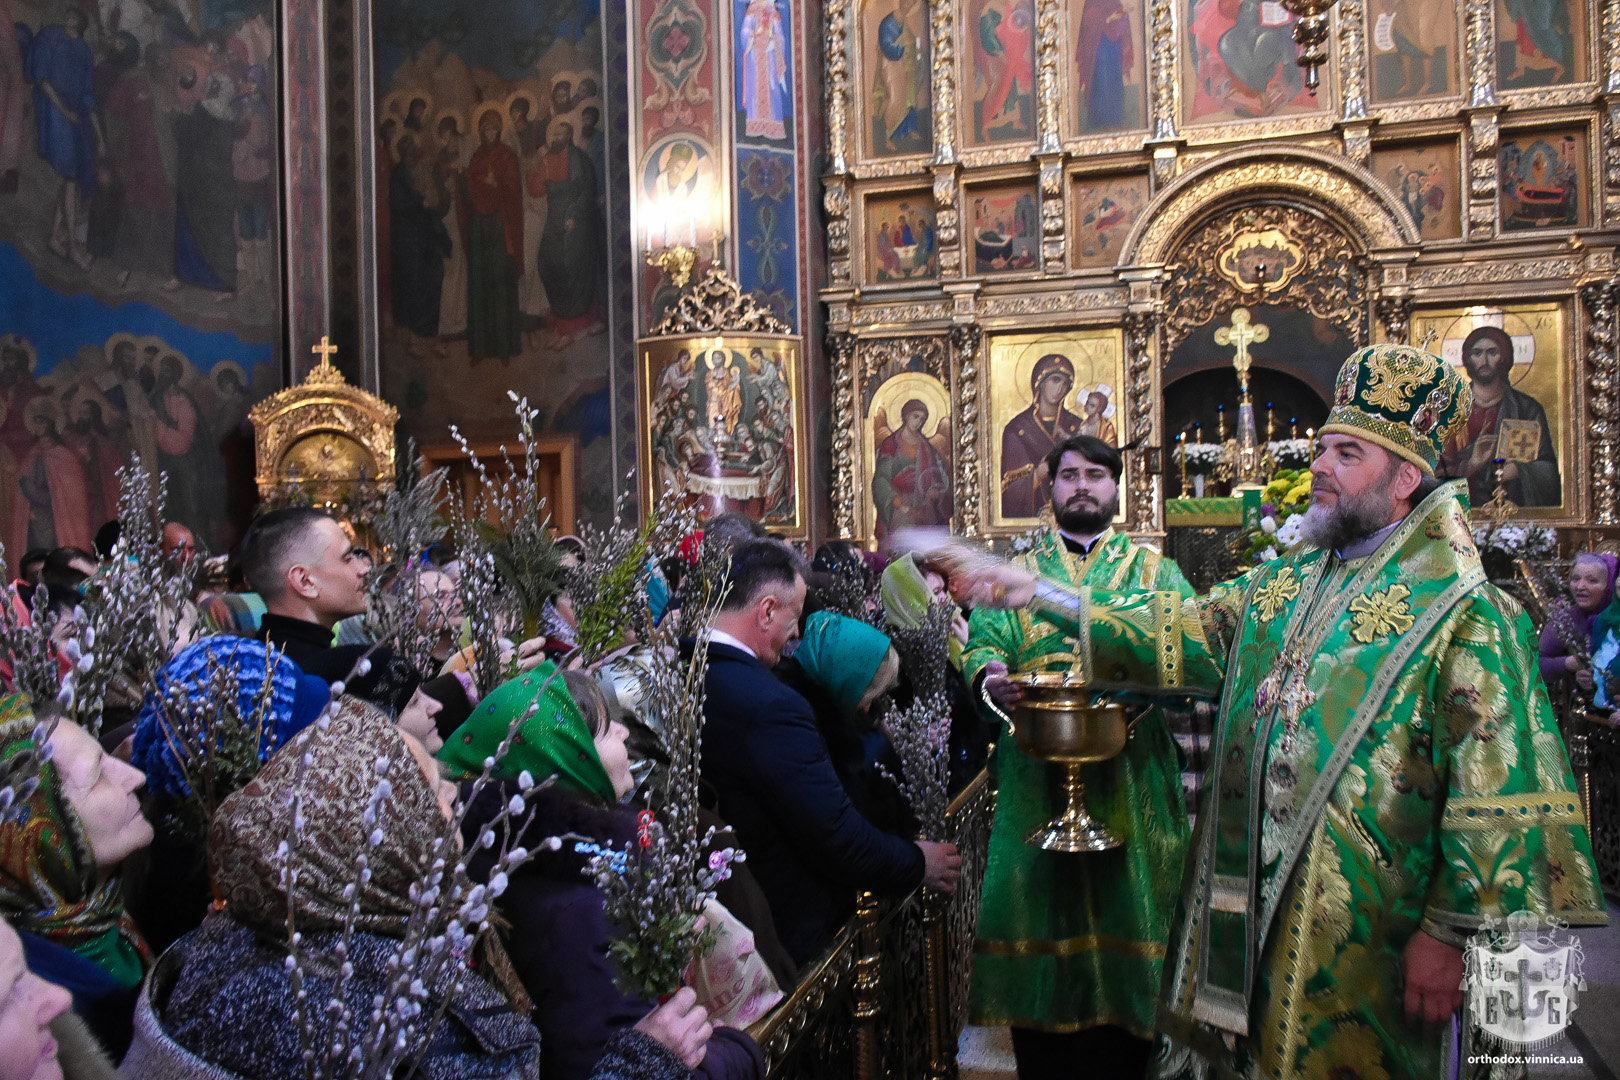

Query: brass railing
[747,767,996,1080]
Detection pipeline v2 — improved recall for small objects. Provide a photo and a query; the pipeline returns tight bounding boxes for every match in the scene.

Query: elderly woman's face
[0,918,70,1080]
[49,721,153,876]
[1570,560,1610,613]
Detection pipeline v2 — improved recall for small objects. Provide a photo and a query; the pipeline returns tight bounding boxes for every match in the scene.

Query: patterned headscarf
[210,696,447,936]
[0,695,149,983]
[133,636,331,801]
[438,663,615,805]
[794,611,894,713]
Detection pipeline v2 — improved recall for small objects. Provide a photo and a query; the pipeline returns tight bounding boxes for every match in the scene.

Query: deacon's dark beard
[1299,480,1396,551]
[1054,490,1120,536]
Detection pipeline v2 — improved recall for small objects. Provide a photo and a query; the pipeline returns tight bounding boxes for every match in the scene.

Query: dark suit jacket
[697,641,924,965]
[258,613,417,713]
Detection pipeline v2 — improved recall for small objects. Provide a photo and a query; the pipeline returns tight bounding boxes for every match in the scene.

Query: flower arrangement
[1470,522,1558,561]
[1267,438,1313,470]
[1173,441,1225,477]
[1236,468,1313,564]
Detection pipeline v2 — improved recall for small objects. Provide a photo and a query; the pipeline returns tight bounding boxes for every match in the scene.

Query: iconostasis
[819,0,1618,542]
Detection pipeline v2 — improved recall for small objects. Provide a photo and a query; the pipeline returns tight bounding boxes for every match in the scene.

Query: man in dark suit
[699,538,961,965]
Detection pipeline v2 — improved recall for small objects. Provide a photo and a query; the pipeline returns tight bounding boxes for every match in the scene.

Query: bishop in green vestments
[953,346,1607,1080]
[963,435,1196,1076]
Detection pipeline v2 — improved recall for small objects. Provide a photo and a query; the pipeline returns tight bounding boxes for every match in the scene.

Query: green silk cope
[962,526,1196,1037]
[1020,484,1606,1079]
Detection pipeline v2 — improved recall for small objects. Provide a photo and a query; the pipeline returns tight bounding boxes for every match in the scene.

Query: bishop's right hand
[983,660,1023,708]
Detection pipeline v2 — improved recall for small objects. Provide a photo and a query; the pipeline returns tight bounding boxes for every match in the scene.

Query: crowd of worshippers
[0,505,990,1080]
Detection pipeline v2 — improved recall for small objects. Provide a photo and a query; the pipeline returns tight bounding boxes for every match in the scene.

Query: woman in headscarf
[120,699,540,1079]
[125,636,330,955]
[778,611,911,834]
[880,556,995,791]
[443,664,766,1080]
[1540,553,1619,693]
[0,695,154,1061]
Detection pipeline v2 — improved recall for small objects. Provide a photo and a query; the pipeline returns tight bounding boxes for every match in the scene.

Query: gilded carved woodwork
[1039,155,1065,274]
[1124,310,1159,534]
[1581,280,1619,525]
[826,0,851,174]
[1121,147,1416,269]
[1464,0,1496,107]
[950,324,984,539]
[1336,0,1368,122]
[249,346,399,502]
[1147,0,1177,141]
[1376,296,1414,344]
[647,263,794,336]
[1159,205,1369,355]
[934,166,962,277]
[1607,0,1620,93]
[829,331,859,538]
[1034,0,1061,155]
[1467,110,1500,241]
[929,0,957,165]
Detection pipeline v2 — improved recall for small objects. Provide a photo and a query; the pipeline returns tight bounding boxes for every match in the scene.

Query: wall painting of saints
[967,0,1037,144]
[1496,0,1587,90]
[987,328,1123,528]
[1370,141,1461,240]
[735,0,792,144]
[968,182,1039,273]
[373,0,615,520]
[1183,0,1325,124]
[641,335,804,534]
[866,192,938,282]
[862,0,933,157]
[863,371,953,539]
[1412,302,1572,518]
[1368,0,1456,103]
[1070,0,1147,134]
[0,0,287,561]
[1498,130,1584,231]
[1070,172,1149,268]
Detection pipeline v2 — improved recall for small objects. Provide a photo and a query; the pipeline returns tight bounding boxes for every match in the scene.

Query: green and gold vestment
[1020,483,1606,1079]
[962,526,1195,1037]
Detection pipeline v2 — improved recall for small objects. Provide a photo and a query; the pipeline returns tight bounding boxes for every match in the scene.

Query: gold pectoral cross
[1214,308,1269,393]
[1253,647,1317,738]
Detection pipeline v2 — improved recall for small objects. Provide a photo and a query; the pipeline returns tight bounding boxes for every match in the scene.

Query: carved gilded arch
[1116,145,1422,269]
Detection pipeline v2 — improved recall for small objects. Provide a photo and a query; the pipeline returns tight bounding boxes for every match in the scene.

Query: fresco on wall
[372,0,614,519]
[0,0,282,559]
[732,0,798,328]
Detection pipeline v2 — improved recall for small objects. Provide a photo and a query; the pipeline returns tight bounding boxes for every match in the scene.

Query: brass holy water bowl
[982,671,1128,852]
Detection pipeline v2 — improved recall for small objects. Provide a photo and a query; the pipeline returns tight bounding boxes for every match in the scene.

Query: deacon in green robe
[956,346,1606,1080]
[962,435,1196,1072]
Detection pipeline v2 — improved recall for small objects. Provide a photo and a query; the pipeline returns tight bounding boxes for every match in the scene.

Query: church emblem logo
[1465,912,1585,1050]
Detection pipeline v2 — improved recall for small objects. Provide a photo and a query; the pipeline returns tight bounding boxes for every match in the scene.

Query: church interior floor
[954,905,1620,1078]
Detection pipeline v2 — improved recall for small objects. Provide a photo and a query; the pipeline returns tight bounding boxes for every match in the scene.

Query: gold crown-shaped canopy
[249,338,399,501]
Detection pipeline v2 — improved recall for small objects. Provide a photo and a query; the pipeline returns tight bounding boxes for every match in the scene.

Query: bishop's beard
[1298,482,1396,551]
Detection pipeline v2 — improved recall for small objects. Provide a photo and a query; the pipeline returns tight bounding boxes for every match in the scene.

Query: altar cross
[1214,307,1268,392]
[312,335,339,368]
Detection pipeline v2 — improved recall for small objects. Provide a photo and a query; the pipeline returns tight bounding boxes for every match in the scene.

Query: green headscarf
[794,611,893,714]
[880,556,963,667]
[438,662,616,804]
